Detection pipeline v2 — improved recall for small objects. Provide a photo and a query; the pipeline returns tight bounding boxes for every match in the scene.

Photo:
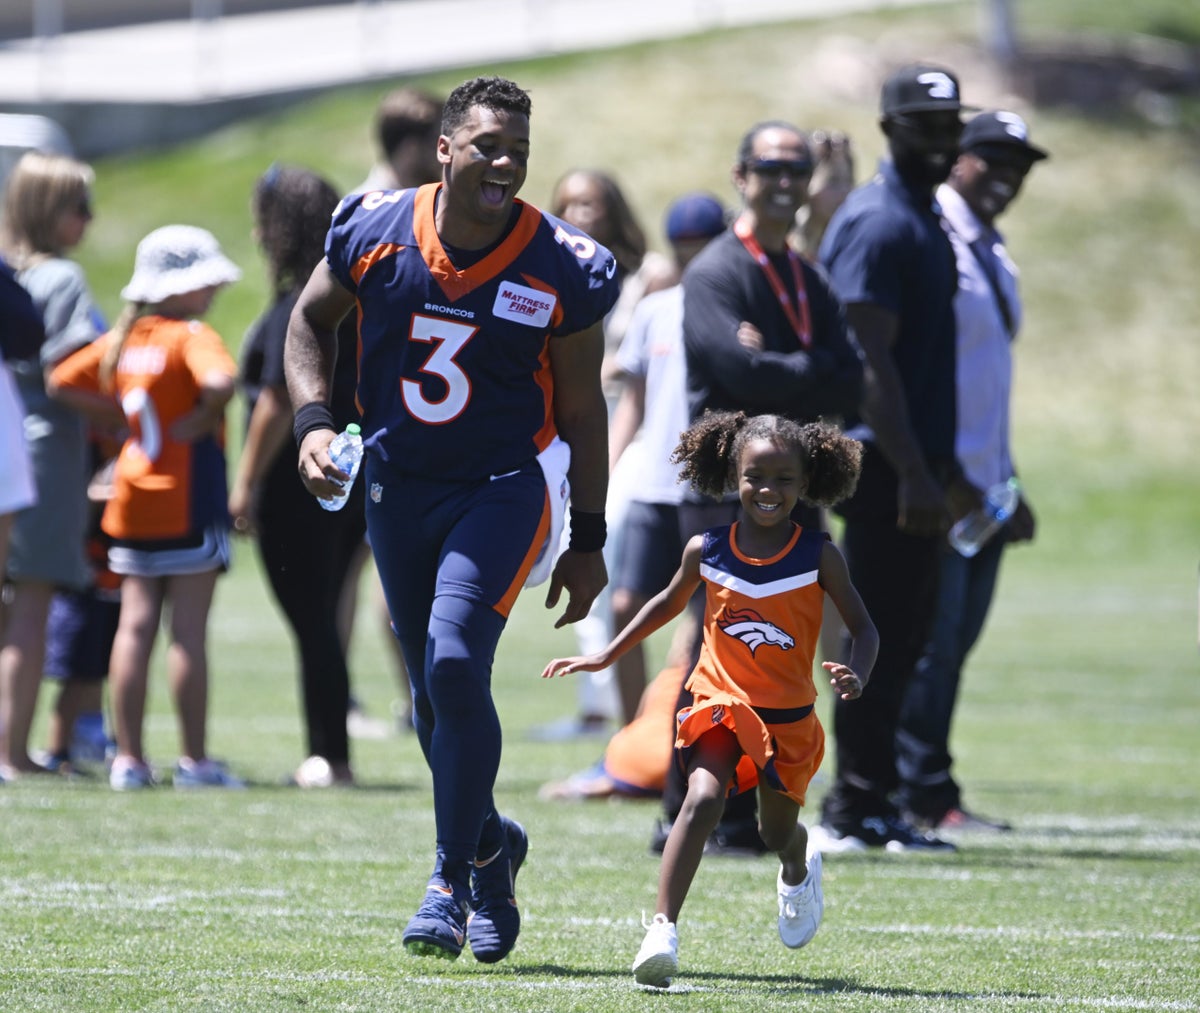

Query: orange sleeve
[49,333,109,394]
[181,322,236,382]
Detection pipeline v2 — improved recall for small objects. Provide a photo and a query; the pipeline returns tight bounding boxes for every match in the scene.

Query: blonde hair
[0,151,94,267]
[99,301,148,394]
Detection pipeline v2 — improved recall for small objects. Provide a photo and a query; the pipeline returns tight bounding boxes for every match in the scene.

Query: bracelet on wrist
[568,508,607,553]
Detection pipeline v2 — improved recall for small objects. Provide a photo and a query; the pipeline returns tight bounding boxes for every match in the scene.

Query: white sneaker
[807,821,869,854]
[109,755,155,791]
[632,913,678,988]
[292,755,334,788]
[173,758,245,789]
[777,850,823,949]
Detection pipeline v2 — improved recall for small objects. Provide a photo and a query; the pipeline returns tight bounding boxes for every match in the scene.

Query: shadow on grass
[510,964,1045,1002]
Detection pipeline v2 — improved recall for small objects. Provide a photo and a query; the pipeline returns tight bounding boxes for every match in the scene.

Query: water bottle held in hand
[318,423,363,512]
[948,477,1019,557]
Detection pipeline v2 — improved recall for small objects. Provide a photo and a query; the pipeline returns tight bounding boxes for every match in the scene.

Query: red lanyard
[734,215,812,349]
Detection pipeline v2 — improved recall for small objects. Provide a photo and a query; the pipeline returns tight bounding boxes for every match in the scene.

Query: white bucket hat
[121,224,242,304]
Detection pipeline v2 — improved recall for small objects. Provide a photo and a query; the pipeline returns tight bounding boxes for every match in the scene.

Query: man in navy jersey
[284,76,618,964]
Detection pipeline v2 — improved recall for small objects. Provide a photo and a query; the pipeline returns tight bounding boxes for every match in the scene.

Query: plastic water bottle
[318,423,363,512]
[947,477,1020,557]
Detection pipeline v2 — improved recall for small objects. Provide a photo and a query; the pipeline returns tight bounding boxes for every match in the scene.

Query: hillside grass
[2,1,1198,1010]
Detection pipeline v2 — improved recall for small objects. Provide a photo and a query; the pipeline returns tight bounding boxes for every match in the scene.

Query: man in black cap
[811,63,970,854]
[895,111,1048,835]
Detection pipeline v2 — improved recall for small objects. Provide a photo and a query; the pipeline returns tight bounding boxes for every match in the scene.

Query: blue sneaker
[403,881,469,960]
[467,817,528,963]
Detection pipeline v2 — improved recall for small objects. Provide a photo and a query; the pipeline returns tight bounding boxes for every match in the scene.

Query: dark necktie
[968,236,1015,337]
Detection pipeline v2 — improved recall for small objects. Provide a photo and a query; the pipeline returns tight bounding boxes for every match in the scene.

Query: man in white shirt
[895,110,1047,834]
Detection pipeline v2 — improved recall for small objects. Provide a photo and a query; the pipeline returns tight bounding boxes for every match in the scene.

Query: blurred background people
[537,191,729,791]
[358,86,445,192]
[35,438,121,774]
[0,152,103,780]
[793,129,855,258]
[895,110,1047,835]
[812,63,970,854]
[230,164,366,786]
[0,251,43,591]
[604,192,729,725]
[535,167,668,737]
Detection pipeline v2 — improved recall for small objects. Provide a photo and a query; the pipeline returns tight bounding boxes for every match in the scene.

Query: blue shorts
[613,500,687,599]
[44,589,120,682]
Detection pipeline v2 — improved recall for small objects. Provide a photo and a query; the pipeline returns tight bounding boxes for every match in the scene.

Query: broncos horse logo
[717,606,795,655]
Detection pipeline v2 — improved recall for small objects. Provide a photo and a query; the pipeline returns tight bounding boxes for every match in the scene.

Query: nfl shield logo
[370,482,383,503]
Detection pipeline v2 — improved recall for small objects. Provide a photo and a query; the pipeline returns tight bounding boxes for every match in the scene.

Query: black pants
[819,515,941,826]
[257,473,366,764]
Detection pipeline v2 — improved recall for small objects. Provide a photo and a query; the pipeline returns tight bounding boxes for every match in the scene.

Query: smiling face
[437,104,530,246]
[950,149,1033,225]
[734,126,813,231]
[737,437,805,530]
[884,110,963,190]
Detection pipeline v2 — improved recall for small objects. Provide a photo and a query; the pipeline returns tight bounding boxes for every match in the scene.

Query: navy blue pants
[364,455,546,873]
[895,535,1006,819]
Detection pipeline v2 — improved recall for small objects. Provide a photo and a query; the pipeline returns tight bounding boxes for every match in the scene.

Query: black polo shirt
[818,159,958,475]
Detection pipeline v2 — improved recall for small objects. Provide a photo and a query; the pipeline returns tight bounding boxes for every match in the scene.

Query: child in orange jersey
[48,225,244,791]
[543,411,878,988]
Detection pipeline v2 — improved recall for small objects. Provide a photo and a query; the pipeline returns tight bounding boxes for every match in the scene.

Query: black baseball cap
[960,110,1049,162]
[881,63,967,117]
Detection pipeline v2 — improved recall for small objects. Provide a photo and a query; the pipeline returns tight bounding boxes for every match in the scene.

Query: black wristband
[293,401,335,446]
[568,508,606,553]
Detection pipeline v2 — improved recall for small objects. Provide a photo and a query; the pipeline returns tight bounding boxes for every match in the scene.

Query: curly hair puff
[671,410,861,507]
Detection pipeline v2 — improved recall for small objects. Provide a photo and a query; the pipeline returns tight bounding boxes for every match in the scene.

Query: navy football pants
[364,456,546,873]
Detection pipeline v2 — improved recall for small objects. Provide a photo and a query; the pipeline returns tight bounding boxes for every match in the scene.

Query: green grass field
[3,1,1200,1010]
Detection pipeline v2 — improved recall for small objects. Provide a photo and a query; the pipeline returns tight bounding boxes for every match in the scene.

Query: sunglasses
[74,196,94,218]
[745,158,814,179]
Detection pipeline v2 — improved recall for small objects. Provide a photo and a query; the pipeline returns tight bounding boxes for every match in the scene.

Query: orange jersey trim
[350,243,404,286]
[412,183,544,303]
[494,485,551,618]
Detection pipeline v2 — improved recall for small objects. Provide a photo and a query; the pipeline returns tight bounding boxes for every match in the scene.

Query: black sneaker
[467,817,528,963]
[809,814,956,854]
[879,814,957,853]
[403,881,469,960]
[705,818,768,856]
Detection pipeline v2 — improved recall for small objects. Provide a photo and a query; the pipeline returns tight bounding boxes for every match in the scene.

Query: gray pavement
[0,0,947,155]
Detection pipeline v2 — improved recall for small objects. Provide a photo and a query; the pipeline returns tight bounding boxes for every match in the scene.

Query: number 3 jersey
[324,183,620,482]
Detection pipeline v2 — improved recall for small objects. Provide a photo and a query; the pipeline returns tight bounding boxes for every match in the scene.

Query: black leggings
[256,476,366,764]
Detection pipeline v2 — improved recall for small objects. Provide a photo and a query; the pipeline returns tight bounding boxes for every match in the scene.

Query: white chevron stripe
[700,563,818,599]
